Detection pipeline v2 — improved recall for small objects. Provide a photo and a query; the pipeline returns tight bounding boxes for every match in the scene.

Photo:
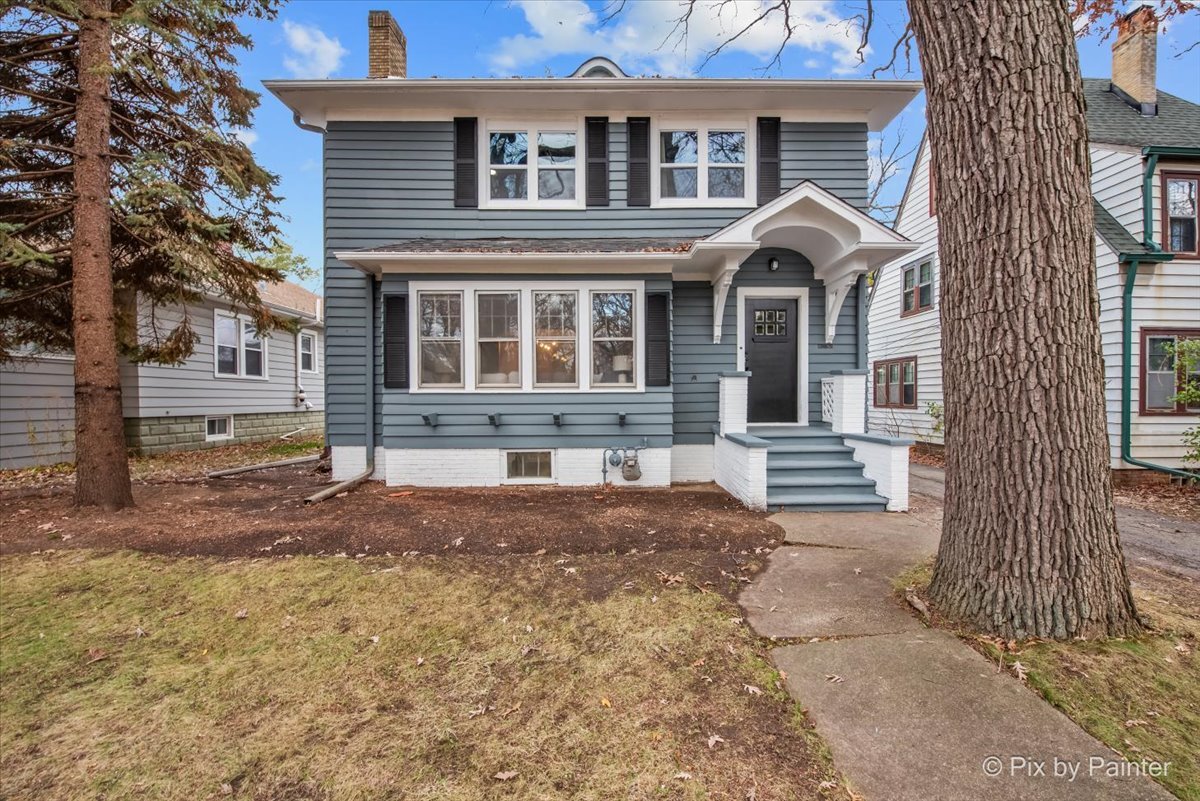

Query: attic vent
[570,56,628,78]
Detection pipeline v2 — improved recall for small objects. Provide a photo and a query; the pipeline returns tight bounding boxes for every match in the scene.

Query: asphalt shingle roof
[1092,199,1152,256]
[1083,78,1200,149]
[357,237,697,254]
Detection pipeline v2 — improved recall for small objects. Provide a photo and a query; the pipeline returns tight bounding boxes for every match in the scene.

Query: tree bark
[909,0,1140,638]
[72,0,133,510]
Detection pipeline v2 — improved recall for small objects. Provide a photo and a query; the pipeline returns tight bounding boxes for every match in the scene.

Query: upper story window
[901,260,935,317]
[485,122,581,208]
[653,121,753,207]
[214,311,267,379]
[1164,172,1198,257]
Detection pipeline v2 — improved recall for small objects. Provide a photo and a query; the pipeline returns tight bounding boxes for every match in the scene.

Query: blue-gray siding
[373,274,673,449]
[324,120,869,445]
[672,248,860,444]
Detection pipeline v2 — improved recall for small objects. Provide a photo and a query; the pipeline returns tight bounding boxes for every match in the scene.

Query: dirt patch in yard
[0,464,781,599]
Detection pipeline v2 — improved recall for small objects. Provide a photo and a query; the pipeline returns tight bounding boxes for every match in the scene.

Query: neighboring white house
[0,280,325,469]
[867,7,1200,476]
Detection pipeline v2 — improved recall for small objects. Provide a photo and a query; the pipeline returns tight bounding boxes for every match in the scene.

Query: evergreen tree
[1,0,289,508]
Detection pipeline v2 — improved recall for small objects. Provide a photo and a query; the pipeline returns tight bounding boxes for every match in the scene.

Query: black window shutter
[757,116,781,205]
[453,117,478,208]
[645,292,670,387]
[585,116,609,207]
[383,295,409,389]
[627,117,650,207]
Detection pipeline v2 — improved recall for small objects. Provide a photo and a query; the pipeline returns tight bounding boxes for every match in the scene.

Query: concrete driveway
[910,464,1200,580]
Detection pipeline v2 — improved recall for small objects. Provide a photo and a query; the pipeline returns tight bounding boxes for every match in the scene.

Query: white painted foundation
[330,445,386,481]
[369,446,672,487]
[670,444,715,482]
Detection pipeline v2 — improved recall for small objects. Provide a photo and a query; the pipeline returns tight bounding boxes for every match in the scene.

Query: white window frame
[416,290,466,389]
[589,290,637,388]
[476,291,521,388]
[407,280,645,394]
[651,117,755,209]
[212,309,269,380]
[533,289,579,389]
[298,330,318,374]
[500,449,556,485]
[205,415,233,442]
[480,118,586,210]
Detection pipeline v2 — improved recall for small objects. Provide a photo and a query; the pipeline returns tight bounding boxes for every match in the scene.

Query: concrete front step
[767,474,878,489]
[766,443,856,457]
[768,457,866,472]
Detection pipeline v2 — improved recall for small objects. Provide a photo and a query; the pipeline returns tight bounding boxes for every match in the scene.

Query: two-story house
[268,10,922,510]
[867,6,1200,479]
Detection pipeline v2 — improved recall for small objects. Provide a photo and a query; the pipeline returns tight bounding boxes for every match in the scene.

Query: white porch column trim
[824,370,867,434]
[718,371,750,436]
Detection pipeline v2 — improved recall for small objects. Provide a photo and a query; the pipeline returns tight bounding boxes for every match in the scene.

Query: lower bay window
[409,282,643,392]
[1141,328,1200,414]
[873,357,917,408]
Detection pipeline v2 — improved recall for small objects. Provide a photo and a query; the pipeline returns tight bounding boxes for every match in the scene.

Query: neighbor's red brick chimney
[1111,5,1158,115]
[368,10,406,79]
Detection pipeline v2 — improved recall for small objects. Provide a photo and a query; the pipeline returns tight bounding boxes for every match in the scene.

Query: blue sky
[233,1,1200,293]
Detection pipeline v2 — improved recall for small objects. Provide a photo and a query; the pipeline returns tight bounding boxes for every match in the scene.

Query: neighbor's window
[506,450,553,481]
[901,261,934,316]
[205,416,233,441]
[488,126,578,204]
[874,357,917,408]
[214,312,267,378]
[534,291,577,387]
[1164,173,1199,256]
[477,292,520,387]
[1141,329,1200,414]
[299,332,316,373]
[658,127,747,202]
[242,322,265,377]
[215,314,239,375]
[591,291,635,386]
[418,292,463,387]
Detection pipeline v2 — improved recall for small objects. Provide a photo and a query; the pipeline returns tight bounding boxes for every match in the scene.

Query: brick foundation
[124,410,324,455]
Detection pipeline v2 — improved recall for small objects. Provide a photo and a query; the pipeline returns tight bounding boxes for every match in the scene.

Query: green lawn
[1,551,847,800]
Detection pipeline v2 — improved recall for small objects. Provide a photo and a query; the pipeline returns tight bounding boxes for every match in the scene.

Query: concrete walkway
[741,512,1175,801]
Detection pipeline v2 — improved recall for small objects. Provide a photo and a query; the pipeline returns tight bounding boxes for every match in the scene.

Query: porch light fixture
[768,257,780,271]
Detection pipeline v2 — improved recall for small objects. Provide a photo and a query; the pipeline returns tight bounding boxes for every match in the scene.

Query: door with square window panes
[745,298,798,422]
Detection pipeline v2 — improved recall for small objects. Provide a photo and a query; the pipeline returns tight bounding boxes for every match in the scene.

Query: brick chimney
[368,10,406,79]
[1111,5,1158,115]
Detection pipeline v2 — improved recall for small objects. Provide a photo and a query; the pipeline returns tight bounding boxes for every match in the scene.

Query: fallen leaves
[824,674,844,684]
[493,770,518,781]
[234,608,248,620]
[743,684,763,696]
[707,733,726,749]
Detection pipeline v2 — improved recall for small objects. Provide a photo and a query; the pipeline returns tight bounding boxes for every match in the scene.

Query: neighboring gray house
[868,7,1200,478]
[266,11,920,511]
[0,280,324,469]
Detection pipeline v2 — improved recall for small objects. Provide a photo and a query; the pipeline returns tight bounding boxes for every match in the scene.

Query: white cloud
[489,0,866,77]
[233,128,258,147]
[282,20,347,79]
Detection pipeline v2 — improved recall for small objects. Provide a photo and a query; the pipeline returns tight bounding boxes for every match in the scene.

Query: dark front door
[745,298,798,423]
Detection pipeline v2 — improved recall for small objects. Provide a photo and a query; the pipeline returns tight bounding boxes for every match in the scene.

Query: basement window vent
[206,416,233,441]
[504,450,553,482]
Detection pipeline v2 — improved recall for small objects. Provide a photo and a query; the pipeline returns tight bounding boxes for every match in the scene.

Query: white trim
[205,415,234,442]
[650,118,756,209]
[500,449,557,485]
[297,329,319,375]
[212,309,270,381]
[407,280,644,394]
[480,117,585,210]
[736,287,810,425]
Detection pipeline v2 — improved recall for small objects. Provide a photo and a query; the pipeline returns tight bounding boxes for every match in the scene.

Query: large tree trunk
[72,0,133,510]
[909,0,1140,638]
